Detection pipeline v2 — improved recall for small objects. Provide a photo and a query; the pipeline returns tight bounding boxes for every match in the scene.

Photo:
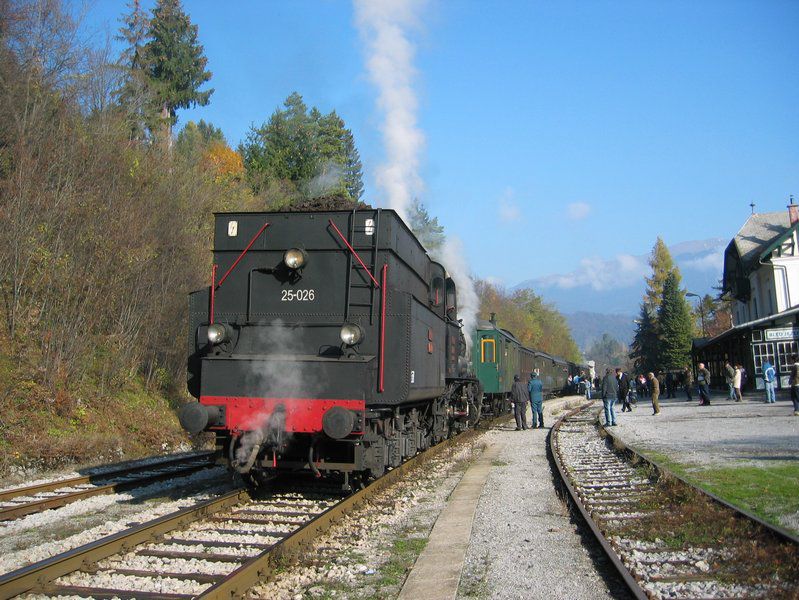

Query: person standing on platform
[511,375,528,430]
[697,362,712,405]
[601,368,619,426]
[724,360,736,400]
[733,364,743,402]
[617,368,631,412]
[666,371,676,398]
[790,356,799,416]
[529,371,544,428]
[763,360,776,404]
[648,372,661,415]
[683,365,694,402]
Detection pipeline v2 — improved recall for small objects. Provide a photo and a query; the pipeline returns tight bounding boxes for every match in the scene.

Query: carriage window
[431,277,445,307]
[481,338,495,363]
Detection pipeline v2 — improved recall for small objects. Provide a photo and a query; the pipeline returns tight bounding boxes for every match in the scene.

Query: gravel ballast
[459,398,623,599]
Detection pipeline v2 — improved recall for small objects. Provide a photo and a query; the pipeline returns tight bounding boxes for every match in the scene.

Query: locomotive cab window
[445,277,457,317]
[481,338,495,363]
[430,277,445,307]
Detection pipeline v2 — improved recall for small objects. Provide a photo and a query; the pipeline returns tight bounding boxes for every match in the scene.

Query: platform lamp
[685,292,706,337]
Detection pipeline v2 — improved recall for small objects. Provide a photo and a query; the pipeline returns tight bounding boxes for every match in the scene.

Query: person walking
[733,364,743,402]
[511,374,529,430]
[528,371,545,428]
[724,360,736,400]
[697,362,712,405]
[763,360,776,404]
[617,368,632,412]
[648,372,661,415]
[601,368,619,426]
[790,356,799,416]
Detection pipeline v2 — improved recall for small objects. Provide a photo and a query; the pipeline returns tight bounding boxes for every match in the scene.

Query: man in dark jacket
[617,368,631,412]
[601,368,619,426]
[511,374,529,430]
[528,371,545,428]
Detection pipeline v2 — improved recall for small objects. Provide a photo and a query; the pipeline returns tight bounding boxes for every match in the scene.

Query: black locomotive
[180,209,481,487]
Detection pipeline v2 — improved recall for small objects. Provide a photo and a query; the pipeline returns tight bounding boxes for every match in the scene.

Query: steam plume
[354,0,426,220]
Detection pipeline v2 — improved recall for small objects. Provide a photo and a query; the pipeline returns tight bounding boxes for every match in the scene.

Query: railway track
[551,403,799,600]
[0,423,489,599]
[0,452,217,522]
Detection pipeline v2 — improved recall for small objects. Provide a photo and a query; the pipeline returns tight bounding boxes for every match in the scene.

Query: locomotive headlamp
[283,248,308,270]
[340,323,364,346]
[207,323,228,345]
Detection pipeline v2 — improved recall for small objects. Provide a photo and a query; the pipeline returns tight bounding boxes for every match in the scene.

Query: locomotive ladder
[343,208,382,325]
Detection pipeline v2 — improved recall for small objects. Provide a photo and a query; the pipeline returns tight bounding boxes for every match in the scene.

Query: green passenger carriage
[473,314,586,414]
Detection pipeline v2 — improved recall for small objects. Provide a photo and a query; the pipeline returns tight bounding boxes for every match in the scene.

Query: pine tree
[240,92,364,201]
[115,0,154,140]
[658,271,693,369]
[408,199,445,252]
[342,128,364,201]
[629,303,659,372]
[644,237,676,310]
[143,0,213,143]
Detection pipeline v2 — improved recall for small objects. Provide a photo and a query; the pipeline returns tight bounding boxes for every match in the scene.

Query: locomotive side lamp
[207,323,229,344]
[340,323,364,346]
[283,248,308,270]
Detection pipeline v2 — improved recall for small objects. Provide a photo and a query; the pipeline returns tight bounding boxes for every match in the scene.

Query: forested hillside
[0,0,364,475]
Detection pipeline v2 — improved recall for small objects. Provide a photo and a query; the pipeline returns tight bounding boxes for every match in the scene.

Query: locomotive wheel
[466,383,482,426]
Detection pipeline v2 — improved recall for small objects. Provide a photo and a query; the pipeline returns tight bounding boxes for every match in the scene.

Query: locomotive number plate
[281,289,316,302]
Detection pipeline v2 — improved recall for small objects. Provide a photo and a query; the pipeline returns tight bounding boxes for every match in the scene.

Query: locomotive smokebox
[179,402,224,434]
[322,406,356,439]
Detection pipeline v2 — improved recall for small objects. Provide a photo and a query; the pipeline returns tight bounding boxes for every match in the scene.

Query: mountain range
[513,237,727,349]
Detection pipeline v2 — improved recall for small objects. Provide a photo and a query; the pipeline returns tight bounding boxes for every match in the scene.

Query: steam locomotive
[179,209,481,488]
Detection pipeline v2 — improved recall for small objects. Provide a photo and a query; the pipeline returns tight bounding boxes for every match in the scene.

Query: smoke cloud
[433,237,478,355]
[234,320,319,468]
[354,0,426,220]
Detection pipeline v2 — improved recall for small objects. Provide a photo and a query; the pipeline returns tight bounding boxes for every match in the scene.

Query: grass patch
[688,464,799,533]
[490,459,509,467]
[630,446,799,535]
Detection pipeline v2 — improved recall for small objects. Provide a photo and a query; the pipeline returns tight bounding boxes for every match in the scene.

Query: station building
[693,202,799,391]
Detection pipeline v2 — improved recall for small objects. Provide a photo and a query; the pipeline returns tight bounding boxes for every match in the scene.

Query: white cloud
[681,248,724,272]
[567,202,591,220]
[537,253,648,292]
[498,196,521,223]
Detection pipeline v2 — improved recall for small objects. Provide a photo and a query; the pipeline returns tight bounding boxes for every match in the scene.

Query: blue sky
[79,1,799,306]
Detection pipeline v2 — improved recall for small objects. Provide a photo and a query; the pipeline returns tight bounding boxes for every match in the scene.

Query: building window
[776,341,798,373]
[752,342,775,375]
[768,289,774,314]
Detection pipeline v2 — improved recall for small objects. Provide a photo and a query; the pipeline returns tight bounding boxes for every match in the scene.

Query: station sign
[764,327,799,341]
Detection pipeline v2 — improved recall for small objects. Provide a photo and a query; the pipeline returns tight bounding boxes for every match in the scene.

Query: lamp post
[685,292,706,337]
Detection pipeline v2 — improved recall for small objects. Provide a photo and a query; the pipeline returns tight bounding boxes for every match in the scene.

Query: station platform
[397,396,619,600]
[397,392,799,599]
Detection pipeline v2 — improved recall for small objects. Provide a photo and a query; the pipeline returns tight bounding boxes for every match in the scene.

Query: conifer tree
[343,128,364,201]
[240,92,364,201]
[115,0,154,140]
[408,199,445,252]
[644,237,676,309]
[630,303,659,372]
[658,271,693,368]
[142,0,213,143]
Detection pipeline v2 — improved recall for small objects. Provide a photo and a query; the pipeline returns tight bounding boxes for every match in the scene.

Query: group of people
[598,364,716,426]
[510,371,545,430]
